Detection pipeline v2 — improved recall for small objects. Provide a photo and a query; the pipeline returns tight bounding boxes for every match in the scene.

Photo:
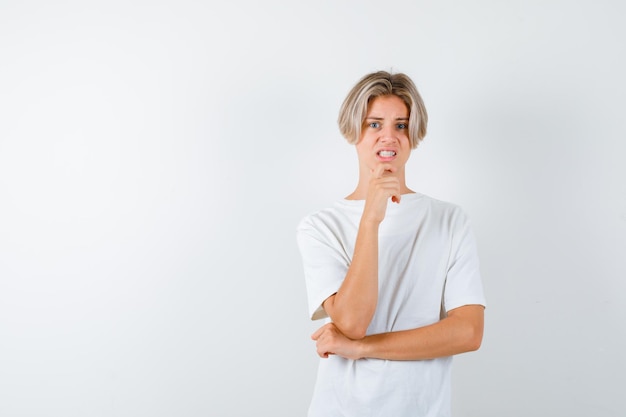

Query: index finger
[311,323,331,340]
[372,164,395,179]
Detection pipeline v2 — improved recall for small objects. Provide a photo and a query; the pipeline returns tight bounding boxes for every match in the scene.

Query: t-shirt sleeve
[443,208,487,313]
[296,216,350,320]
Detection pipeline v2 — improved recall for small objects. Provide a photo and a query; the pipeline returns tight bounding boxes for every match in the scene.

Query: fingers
[362,170,402,222]
[369,170,402,203]
[373,163,386,179]
[311,322,333,340]
[317,350,334,359]
[372,163,396,179]
[311,327,323,340]
[317,349,332,358]
[312,323,338,358]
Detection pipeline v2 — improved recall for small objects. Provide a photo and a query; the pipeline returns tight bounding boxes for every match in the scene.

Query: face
[356,94,411,172]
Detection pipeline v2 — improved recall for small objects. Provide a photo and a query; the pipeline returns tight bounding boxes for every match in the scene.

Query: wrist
[355,337,369,360]
[359,216,382,228]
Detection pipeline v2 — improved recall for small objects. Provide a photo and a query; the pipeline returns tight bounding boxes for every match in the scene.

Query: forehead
[366,95,409,116]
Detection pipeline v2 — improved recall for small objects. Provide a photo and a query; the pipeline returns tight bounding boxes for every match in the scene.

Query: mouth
[377,150,397,158]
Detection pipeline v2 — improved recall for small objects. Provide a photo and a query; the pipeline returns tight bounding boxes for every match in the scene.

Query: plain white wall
[1,1,625,416]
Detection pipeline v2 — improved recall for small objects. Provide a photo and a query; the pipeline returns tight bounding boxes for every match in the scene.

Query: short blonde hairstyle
[338,71,428,149]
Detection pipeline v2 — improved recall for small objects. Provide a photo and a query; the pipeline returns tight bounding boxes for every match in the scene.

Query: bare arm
[312,304,484,360]
[322,220,379,339]
[322,164,401,340]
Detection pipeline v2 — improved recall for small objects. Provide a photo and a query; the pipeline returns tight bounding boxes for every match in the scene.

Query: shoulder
[406,194,474,240]
[296,204,356,257]
[297,206,336,233]
[414,193,467,220]
[297,200,359,233]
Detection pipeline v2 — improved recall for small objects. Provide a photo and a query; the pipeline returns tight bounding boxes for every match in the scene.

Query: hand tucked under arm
[311,322,363,360]
[312,305,485,361]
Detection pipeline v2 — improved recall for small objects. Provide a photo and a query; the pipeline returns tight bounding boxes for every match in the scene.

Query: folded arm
[312,304,484,361]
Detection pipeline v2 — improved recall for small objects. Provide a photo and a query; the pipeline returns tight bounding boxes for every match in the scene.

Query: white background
[1,1,625,416]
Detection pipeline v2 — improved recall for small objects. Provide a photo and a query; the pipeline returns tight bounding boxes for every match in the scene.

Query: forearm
[356,305,485,360]
[325,219,379,339]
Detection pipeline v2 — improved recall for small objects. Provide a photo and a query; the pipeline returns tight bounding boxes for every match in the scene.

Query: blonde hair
[337,71,428,149]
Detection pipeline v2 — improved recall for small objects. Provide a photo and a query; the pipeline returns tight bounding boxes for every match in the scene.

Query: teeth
[378,150,396,157]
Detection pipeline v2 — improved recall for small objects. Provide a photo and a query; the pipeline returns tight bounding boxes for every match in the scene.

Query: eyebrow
[365,117,409,121]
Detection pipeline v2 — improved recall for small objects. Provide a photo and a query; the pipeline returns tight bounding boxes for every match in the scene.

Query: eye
[368,122,380,128]
[396,123,407,130]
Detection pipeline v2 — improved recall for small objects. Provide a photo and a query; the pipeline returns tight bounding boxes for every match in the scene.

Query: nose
[379,125,398,144]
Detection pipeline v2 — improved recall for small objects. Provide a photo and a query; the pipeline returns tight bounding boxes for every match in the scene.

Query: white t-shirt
[297,192,486,417]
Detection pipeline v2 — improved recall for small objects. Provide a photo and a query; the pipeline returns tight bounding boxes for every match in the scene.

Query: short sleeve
[296,216,350,320]
[443,209,486,313]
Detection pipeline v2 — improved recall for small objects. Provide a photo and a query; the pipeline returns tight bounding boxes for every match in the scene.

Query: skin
[312,94,484,360]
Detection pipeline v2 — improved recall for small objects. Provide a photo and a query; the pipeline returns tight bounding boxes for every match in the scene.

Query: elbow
[466,333,482,352]
[323,296,376,339]
[464,325,484,352]
[324,299,372,340]
[449,305,484,353]
[333,320,368,340]
[345,328,368,340]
